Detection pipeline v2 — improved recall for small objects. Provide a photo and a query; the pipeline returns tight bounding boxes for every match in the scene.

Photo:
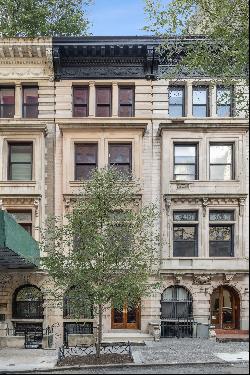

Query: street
[26,362,249,374]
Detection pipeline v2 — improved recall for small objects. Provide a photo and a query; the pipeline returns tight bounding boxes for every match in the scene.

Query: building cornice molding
[158,119,249,135]
[0,123,48,135]
[58,121,148,135]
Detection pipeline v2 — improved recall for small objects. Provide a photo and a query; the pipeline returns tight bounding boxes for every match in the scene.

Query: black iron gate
[64,322,93,347]
[161,318,194,338]
[14,323,43,349]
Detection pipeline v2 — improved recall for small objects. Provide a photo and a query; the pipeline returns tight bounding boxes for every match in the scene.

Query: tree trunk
[96,304,103,358]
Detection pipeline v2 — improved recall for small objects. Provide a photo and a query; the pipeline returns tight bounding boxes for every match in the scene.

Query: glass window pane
[210,165,232,180]
[119,87,133,104]
[10,145,32,163]
[10,164,32,180]
[76,165,96,180]
[111,164,131,175]
[73,87,88,105]
[176,288,189,301]
[193,105,207,117]
[23,105,38,118]
[75,144,97,164]
[174,212,198,221]
[2,105,15,118]
[209,226,232,241]
[217,105,231,117]
[209,241,233,257]
[210,145,232,164]
[74,106,87,117]
[173,241,196,257]
[9,211,32,222]
[169,88,184,105]
[217,87,231,105]
[23,87,38,104]
[209,211,234,221]
[96,105,110,117]
[175,145,196,163]
[1,88,15,104]
[109,144,131,164]
[162,288,174,301]
[119,105,133,117]
[169,105,183,117]
[175,174,195,181]
[174,165,195,175]
[96,87,111,105]
[193,88,207,104]
[174,226,196,240]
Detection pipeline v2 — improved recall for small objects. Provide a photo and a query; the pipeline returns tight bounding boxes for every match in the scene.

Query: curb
[1,360,249,374]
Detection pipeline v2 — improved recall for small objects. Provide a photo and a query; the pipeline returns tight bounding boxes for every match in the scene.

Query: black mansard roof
[52,35,205,80]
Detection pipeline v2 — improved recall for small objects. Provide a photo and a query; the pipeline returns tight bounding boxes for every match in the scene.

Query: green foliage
[41,168,160,320]
[144,0,249,114]
[0,0,92,37]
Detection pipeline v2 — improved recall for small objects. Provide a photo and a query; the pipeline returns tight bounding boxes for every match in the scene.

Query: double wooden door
[211,286,240,330]
[112,303,140,329]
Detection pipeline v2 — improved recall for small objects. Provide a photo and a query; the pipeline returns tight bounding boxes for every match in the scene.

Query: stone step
[103,331,152,344]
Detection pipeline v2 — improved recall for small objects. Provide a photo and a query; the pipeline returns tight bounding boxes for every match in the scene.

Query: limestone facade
[0,37,249,348]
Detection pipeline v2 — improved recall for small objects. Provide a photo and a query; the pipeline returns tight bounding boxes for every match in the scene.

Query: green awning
[0,210,40,269]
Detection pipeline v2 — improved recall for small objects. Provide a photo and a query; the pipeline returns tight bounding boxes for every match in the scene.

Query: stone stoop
[102,330,153,344]
[215,329,249,343]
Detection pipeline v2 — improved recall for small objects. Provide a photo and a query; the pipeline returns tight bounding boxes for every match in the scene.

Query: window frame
[118,86,135,117]
[209,209,235,258]
[8,142,33,181]
[0,86,15,118]
[209,142,234,181]
[216,85,234,117]
[96,86,112,117]
[192,85,209,117]
[108,142,133,175]
[172,210,199,257]
[74,143,98,181]
[168,86,185,117]
[22,86,38,119]
[173,143,199,181]
[72,86,89,117]
[7,210,33,235]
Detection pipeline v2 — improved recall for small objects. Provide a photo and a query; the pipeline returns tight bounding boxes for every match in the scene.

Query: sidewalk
[0,339,249,373]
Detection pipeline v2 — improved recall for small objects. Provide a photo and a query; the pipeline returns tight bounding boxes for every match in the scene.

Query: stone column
[14,82,22,118]
[89,81,95,117]
[186,81,193,117]
[210,84,217,117]
[112,82,118,117]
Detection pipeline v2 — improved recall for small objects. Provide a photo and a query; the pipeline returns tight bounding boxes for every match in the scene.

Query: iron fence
[161,317,194,338]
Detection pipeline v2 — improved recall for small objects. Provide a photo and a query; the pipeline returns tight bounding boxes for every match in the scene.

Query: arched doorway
[210,286,240,330]
[12,285,44,348]
[161,286,193,337]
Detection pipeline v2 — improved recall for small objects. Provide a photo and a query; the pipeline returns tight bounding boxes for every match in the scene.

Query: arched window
[13,285,43,319]
[161,286,192,319]
[63,287,93,319]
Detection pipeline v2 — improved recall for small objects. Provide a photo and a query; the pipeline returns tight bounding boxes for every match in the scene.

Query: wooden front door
[112,303,140,329]
[211,286,240,330]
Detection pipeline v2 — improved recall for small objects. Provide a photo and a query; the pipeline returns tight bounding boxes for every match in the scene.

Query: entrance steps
[103,330,152,344]
[215,329,249,343]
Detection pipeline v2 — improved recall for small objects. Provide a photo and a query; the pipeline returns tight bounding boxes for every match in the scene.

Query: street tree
[41,168,160,356]
[0,0,92,37]
[144,0,249,115]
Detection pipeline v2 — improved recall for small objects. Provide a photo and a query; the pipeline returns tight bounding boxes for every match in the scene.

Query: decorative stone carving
[0,275,12,288]
[193,274,211,285]
[173,273,182,284]
[0,200,6,210]
[202,198,209,217]
[45,47,54,81]
[239,197,246,216]
[223,273,236,284]
[164,196,171,216]
[34,199,40,217]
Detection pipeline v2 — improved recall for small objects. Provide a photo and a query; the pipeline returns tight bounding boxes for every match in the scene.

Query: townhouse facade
[0,36,248,348]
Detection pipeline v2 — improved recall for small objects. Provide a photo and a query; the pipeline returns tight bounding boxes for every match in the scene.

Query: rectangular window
[119,87,134,117]
[8,211,32,235]
[209,210,234,257]
[109,143,132,175]
[217,86,233,117]
[8,143,33,180]
[73,86,89,117]
[174,144,198,180]
[192,86,209,117]
[210,143,234,180]
[75,143,98,180]
[0,87,15,118]
[169,86,185,117]
[96,87,112,117]
[173,211,198,257]
[23,87,38,118]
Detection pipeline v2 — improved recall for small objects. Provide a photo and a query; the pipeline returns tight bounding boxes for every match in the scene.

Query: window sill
[0,180,36,185]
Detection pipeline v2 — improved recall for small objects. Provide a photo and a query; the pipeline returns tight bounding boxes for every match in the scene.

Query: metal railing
[161,317,194,338]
